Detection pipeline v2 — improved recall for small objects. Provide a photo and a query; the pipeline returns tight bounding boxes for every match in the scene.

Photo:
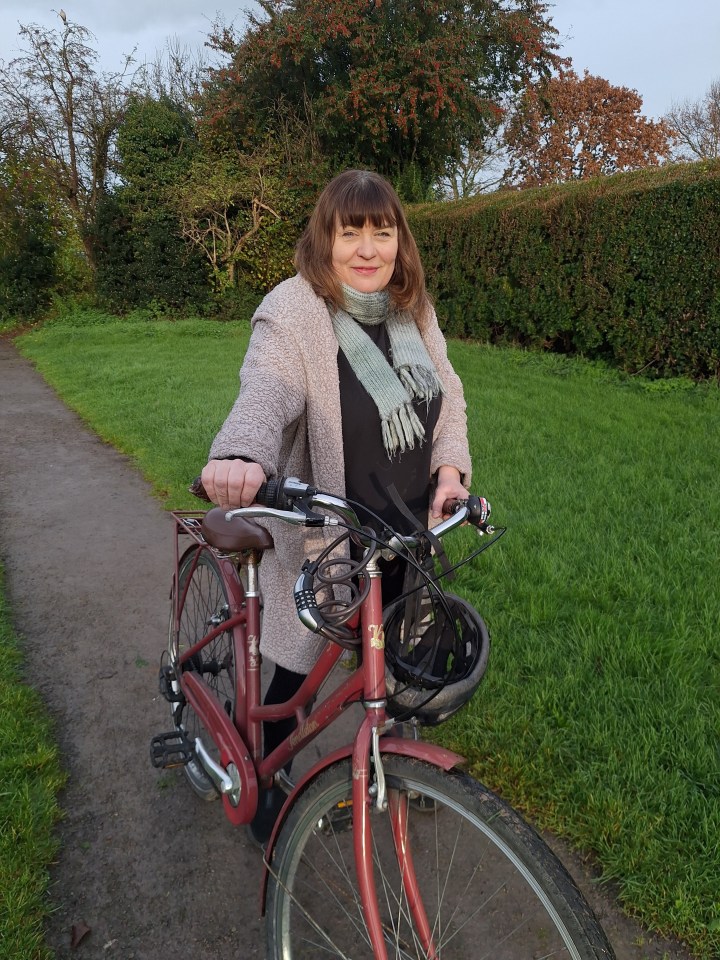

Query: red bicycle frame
[171,511,465,959]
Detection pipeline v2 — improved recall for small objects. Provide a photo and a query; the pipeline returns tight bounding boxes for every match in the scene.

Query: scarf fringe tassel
[381,403,426,457]
[398,365,444,402]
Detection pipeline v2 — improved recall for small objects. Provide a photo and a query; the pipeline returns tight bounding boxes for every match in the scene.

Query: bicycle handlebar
[237,478,495,639]
[190,474,497,640]
[228,476,493,542]
[190,474,493,540]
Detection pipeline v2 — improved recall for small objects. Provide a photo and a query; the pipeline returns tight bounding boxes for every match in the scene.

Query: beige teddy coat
[210,274,472,673]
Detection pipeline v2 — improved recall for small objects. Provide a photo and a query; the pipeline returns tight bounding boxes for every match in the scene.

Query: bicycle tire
[266,755,615,960]
[168,548,235,801]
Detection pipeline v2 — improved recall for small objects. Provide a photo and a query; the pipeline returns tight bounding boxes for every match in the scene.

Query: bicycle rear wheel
[169,548,235,800]
[266,755,614,960]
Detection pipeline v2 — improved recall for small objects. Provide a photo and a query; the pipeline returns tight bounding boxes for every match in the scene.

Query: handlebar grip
[189,474,272,506]
[255,477,291,510]
[189,476,211,502]
[442,495,492,528]
[189,474,278,507]
[190,473,315,510]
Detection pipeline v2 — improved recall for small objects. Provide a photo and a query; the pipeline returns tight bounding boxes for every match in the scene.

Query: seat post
[244,552,263,763]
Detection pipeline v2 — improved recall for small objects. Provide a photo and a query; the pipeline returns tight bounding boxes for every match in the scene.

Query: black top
[338,322,441,536]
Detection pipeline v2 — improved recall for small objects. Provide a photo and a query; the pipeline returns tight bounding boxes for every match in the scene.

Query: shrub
[409,159,720,379]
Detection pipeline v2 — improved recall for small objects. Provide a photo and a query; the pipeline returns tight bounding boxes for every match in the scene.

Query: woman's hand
[200,459,267,510]
[431,465,470,520]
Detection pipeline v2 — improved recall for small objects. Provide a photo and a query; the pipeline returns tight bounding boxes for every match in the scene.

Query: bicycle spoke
[297,844,369,946]
[432,809,485,950]
[265,860,353,959]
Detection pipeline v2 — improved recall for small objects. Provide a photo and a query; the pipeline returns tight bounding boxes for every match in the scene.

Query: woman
[201,169,472,842]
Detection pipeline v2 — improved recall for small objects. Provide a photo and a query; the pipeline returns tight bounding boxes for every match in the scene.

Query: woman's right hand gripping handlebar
[200,459,268,510]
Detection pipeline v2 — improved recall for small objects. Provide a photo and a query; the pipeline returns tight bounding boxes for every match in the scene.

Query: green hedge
[409,160,720,379]
[0,203,57,322]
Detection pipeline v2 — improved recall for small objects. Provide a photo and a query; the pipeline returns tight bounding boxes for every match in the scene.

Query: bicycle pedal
[158,664,184,704]
[150,730,193,769]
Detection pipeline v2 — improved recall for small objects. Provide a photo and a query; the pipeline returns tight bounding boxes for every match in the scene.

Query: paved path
[0,337,694,960]
[0,338,269,959]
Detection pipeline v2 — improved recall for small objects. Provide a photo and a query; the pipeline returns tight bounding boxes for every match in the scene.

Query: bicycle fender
[259,736,465,913]
[182,672,258,826]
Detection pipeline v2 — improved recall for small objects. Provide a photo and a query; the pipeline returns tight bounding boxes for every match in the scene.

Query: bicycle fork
[352,717,439,960]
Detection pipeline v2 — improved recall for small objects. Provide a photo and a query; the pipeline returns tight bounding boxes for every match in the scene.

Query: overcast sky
[0,1,718,120]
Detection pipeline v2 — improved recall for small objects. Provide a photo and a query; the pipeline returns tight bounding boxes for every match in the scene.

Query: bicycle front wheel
[266,756,614,960]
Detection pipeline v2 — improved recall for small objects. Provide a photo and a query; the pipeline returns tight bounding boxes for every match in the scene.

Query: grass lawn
[13,306,720,958]
[0,562,65,960]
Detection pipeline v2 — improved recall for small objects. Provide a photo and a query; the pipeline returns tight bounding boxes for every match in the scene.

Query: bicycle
[151,476,615,960]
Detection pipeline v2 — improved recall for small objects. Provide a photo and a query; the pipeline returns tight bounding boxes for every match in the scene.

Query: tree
[664,79,720,161]
[204,0,563,195]
[503,68,674,187]
[173,105,329,292]
[175,148,281,289]
[92,96,211,310]
[0,151,57,319]
[134,38,211,109]
[0,16,135,269]
[436,132,508,199]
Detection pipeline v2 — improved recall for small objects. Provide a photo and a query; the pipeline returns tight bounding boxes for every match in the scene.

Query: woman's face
[331,219,398,294]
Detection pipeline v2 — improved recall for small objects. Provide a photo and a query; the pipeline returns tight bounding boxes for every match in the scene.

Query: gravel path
[0,337,694,960]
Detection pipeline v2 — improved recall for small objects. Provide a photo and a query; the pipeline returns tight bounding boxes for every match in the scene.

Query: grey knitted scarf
[331,284,443,458]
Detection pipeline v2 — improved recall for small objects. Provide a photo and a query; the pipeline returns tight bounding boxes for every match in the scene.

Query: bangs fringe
[332,177,400,229]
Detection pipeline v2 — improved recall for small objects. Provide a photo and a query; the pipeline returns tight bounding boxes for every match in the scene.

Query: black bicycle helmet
[383,592,490,725]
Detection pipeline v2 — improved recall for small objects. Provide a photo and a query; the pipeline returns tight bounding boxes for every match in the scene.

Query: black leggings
[262,664,307,765]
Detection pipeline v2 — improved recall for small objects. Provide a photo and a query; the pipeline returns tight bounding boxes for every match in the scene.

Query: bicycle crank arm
[194,736,241,804]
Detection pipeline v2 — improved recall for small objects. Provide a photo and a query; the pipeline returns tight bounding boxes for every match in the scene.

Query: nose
[357,233,377,259]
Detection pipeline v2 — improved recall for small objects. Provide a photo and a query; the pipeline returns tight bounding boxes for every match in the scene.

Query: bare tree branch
[0,16,135,267]
[134,37,211,107]
[175,146,283,288]
[664,79,720,161]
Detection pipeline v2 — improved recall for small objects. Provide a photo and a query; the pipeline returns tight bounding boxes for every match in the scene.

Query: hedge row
[408,160,720,379]
[0,203,57,322]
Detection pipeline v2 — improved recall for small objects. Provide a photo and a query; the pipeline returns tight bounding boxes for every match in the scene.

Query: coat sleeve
[209,313,307,477]
[423,309,473,488]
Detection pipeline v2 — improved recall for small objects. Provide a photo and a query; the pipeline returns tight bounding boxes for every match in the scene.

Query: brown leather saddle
[200,508,274,553]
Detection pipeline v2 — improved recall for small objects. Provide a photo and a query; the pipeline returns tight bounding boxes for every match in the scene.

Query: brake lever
[290,496,328,527]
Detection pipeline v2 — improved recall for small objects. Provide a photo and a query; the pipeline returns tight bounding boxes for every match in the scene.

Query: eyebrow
[337,221,395,230]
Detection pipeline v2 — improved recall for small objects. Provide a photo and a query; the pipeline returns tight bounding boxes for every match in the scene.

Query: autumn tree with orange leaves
[203,0,564,198]
[503,69,674,187]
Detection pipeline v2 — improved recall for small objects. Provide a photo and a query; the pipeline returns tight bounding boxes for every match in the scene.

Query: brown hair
[295,169,429,320]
